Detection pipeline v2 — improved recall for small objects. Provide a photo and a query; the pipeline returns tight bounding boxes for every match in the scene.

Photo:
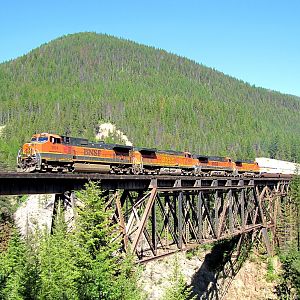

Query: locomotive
[17,132,260,176]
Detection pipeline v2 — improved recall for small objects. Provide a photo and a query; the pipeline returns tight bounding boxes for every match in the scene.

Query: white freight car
[255,157,300,176]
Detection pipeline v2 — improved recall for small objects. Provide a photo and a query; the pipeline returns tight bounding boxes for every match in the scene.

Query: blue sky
[1,0,299,96]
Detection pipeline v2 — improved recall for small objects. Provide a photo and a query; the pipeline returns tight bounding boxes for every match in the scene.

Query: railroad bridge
[0,173,291,262]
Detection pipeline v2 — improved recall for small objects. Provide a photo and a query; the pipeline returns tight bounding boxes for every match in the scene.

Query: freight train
[17,132,299,177]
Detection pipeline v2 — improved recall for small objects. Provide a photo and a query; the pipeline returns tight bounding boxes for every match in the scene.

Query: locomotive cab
[17,133,64,172]
[17,133,49,172]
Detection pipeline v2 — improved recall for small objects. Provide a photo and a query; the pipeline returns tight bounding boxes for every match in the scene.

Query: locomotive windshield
[38,137,48,142]
[31,136,48,143]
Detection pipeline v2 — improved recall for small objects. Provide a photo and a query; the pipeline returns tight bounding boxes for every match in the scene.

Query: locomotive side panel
[195,155,235,175]
[235,160,260,176]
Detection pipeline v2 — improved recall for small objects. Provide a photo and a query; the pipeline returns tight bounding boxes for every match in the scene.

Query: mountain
[0,32,300,169]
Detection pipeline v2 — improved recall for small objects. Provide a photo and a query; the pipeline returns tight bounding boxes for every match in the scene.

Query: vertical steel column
[197,191,203,240]
[125,191,129,223]
[255,186,273,256]
[185,194,190,243]
[178,191,183,250]
[151,200,157,255]
[51,193,63,234]
[116,193,128,249]
[261,227,273,256]
[173,193,177,236]
[70,191,76,219]
[228,188,233,233]
[241,188,245,228]
[214,191,219,234]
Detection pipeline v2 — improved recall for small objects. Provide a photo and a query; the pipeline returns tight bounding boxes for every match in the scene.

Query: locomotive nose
[23,143,34,155]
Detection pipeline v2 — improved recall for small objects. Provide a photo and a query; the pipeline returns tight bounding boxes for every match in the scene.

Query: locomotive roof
[195,155,230,162]
[135,147,157,153]
[59,135,133,150]
[32,132,61,139]
[157,149,186,156]
[112,145,133,151]
[235,159,256,164]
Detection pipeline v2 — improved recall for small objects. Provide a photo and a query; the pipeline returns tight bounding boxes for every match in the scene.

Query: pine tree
[38,210,80,300]
[75,182,143,300]
[0,183,143,300]
[0,229,27,300]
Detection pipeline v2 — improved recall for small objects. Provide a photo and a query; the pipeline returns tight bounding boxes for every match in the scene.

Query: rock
[139,250,280,299]
[14,194,55,236]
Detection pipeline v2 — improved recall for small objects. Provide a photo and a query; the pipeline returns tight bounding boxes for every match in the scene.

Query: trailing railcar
[255,157,299,177]
[235,160,260,177]
[194,155,235,176]
[132,148,196,175]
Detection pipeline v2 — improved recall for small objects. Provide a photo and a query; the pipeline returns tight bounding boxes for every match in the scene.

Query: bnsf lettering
[84,149,101,156]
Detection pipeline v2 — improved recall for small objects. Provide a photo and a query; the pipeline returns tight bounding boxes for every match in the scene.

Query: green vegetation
[0,197,14,224]
[0,32,300,169]
[278,247,300,298]
[277,176,300,298]
[266,257,278,282]
[0,182,143,300]
[0,197,14,253]
[0,230,30,299]
[162,255,194,300]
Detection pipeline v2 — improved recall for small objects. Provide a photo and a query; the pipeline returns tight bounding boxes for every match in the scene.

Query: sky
[0,0,299,97]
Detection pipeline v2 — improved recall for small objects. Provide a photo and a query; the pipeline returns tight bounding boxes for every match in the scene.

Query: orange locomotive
[17,132,260,177]
[235,160,260,176]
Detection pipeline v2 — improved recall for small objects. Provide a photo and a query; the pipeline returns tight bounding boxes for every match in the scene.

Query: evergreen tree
[75,181,143,300]
[0,229,27,300]
[277,175,300,298]
[0,183,143,300]
[38,212,80,300]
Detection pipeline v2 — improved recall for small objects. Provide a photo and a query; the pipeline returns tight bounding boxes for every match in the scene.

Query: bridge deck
[0,172,289,195]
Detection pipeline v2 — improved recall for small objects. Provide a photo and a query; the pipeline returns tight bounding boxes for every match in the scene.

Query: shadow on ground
[189,234,256,300]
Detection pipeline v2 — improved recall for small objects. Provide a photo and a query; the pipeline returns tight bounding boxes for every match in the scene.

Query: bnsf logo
[84,149,101,156]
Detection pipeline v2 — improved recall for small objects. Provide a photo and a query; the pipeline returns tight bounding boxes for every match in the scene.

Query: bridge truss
[0,172,289,262]
[56,176,290,262]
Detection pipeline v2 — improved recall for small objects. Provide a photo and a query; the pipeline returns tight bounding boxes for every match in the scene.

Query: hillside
[0,32,300,168]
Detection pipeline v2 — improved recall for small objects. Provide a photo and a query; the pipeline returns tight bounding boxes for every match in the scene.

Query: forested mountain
[0,32,300,168]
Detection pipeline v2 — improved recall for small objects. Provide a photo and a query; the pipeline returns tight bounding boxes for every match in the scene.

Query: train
[17,132,299,177]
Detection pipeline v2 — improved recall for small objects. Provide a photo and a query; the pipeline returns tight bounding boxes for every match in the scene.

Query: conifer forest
[0,33,300,168]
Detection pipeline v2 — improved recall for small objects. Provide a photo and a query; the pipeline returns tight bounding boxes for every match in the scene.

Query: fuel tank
[73,163,111,173]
